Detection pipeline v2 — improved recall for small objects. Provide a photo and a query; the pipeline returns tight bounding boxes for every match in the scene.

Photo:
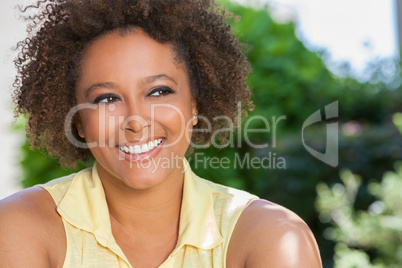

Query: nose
[120,99,151,134]
[121,114,149,133]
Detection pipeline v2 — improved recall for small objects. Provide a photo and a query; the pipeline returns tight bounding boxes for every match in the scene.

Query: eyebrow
[84,82,119,99]
[145,74,178,85]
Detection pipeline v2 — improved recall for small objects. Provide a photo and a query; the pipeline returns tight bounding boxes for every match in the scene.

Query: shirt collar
[56,163,125,256]
[56,159,223,257]
[173,159,223,253]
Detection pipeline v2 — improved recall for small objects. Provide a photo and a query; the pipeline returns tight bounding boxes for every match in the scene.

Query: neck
[100,165,184,239]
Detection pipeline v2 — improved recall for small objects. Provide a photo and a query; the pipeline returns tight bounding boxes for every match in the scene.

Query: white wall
[0,0,28,199]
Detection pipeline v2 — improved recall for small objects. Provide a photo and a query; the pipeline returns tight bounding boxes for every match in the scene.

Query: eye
[148,87,175,97]
[93,94,120,104]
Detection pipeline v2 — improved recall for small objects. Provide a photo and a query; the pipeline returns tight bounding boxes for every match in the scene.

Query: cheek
[79,108,117,144]
[153,104,193,143]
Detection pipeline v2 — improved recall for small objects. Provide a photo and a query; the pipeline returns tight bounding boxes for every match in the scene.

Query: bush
[316,163,402,268]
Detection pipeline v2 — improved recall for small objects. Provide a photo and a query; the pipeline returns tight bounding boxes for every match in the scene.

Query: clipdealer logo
[64,101,339,169]
[301,101,339,167]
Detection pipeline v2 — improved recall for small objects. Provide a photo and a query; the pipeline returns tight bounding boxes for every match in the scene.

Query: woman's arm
[0,188,64,268]
[227,199,322,268]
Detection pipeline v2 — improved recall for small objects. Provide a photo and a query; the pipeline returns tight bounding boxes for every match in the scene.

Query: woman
[0,0,322,267]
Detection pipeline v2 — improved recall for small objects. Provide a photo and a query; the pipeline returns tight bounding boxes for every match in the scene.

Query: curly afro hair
[13,0,253,168]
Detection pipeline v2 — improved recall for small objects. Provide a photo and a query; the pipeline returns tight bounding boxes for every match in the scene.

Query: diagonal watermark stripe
[301,101,339,167]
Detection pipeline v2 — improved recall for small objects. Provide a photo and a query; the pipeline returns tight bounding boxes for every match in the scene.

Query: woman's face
[75,29,197,190]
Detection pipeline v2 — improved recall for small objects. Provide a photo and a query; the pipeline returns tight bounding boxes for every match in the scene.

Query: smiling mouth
[117,138,164,155]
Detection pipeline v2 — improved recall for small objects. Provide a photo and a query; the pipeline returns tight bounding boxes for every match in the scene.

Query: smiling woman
[0,0,322,267]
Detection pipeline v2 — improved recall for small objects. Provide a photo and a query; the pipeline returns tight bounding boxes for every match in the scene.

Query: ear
[75,120,85,138]
[191,100,198,126]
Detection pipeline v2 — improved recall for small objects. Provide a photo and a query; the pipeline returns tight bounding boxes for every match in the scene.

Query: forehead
[77,29,187,88]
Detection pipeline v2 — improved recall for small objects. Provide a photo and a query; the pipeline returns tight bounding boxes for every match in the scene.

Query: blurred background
[1,0,401,267]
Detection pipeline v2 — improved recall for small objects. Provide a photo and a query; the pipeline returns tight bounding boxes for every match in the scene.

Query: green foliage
[18,140,92,187]
[333,243,386,268]
[393,113,402,134]
[229,4,335,127]
[13,117,92,187]
[316,163,402,268]
[227,4,400,128]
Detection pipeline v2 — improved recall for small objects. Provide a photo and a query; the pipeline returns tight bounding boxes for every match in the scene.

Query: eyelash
[93,94,120,104]
[92,87,175,104]
[148,87,175,97]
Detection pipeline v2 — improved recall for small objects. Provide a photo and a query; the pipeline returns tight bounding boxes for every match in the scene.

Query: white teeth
[119,138,163,155]
[134,145,141,154]
[142,143,149,152]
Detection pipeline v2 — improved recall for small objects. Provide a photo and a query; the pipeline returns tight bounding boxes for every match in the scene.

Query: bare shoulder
[0,187,65,268]
[227,199,322,268]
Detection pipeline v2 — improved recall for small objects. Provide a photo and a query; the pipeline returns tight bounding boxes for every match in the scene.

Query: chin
[114,163,176,190]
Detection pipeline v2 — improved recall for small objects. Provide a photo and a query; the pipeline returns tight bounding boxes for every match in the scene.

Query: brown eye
[148,87,175,97]
[93,94,120,104]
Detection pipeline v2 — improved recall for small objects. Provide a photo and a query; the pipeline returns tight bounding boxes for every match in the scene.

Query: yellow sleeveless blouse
[39,161,258,267]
